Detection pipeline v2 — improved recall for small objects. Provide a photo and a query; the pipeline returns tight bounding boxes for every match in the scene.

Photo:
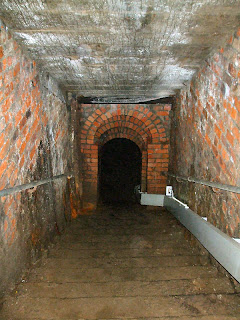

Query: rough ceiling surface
[1,0,240,103]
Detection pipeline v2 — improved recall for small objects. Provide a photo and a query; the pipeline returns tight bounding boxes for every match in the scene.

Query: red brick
[214,124,221,138]
[0,46,3,59]
[29,145,36,160]
[232,127,240,141]
[237,27,240,37]
[229,106,237,120]
[205,134,211,147]
[234,97,240,112]
[164,105,171,111]
[19,140,27,154]
[5,162,15,179]
[4,198,14,214]
[19,155,25,168]
[3,219,8,232]
[157,111,169,116]
[10,169,18,187]
[0,140,10,160]
[0,159,8,176]
[13,62,20,77]
[226,130,234,146]
[228,63,236,78]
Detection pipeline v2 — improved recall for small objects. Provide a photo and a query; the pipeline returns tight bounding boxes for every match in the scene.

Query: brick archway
[94,121,149,151]
[79,104,171,211]
[94,115,152,146]
[96,127,146,150]
[95,126,149,193]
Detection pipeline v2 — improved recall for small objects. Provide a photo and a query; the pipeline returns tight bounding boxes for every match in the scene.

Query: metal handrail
[0,174,70,197]
[168,173,240,194]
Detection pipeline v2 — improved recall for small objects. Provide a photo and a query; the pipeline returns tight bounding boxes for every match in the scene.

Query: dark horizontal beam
[77,96,174,104]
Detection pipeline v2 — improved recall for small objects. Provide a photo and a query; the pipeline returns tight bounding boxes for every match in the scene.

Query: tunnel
[0,1,240,319]
[98,138,142,205]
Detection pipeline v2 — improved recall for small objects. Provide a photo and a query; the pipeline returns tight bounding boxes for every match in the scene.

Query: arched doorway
[98,138,142,205]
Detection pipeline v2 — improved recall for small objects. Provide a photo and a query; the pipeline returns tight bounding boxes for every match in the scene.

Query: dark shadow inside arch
[98,138,142,205]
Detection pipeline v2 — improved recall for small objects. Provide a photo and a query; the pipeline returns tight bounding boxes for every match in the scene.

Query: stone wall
[169,27,240,237]
[77,103,171,211]
[0,21,74,297]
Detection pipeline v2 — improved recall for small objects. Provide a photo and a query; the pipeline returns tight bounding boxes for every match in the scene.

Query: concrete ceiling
[1,0,240,103]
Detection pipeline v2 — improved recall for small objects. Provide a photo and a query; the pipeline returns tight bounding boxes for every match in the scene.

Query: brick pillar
[141,150,148,192]
[147,143,169,194]
[81,144,98,212]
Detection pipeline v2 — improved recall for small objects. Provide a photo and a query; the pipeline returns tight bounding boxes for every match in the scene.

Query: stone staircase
[1,205,240,319]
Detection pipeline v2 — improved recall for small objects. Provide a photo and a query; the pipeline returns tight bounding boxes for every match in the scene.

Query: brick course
[169,27,240,237]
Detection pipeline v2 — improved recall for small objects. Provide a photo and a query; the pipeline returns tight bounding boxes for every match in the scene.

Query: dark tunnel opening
[98,138,142,205]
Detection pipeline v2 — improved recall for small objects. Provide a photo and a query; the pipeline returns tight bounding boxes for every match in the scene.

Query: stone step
[43,254,209,269]
[56,238,192,250]
[1,294,240,319]
[62,230,186,242]
[69,218,180,228]
[49,246,198,259]
[29,265,219,282]
[16,277,235,298]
